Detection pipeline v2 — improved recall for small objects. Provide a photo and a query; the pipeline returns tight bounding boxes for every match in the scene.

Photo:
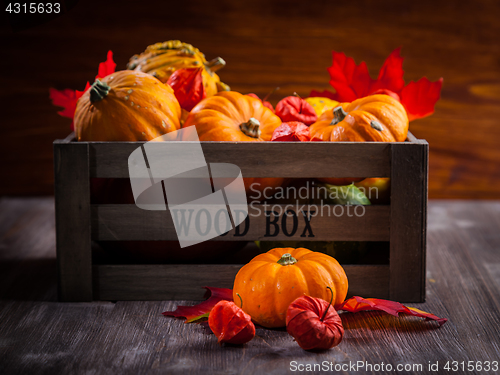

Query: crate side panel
[389,142,428,302]
[93,264,389,301]
[91,204,390,242]
[54,142,93,301]
[89,142,391,178]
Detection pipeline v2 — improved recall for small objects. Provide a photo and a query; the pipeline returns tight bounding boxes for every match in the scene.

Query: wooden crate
[53,132,428,302]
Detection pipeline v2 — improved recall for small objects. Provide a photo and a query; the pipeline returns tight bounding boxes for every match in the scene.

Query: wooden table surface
[0,197,499,374]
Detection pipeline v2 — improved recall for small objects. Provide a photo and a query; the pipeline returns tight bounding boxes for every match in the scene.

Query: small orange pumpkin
[74,70,181,141]
[183,91,284,198]
[232,248,348,328]
[183,91,282,141]
[309,94,409,142]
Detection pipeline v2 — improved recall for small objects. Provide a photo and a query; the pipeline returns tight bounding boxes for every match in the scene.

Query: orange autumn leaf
[336,296,447,326]
[162,287,233,323]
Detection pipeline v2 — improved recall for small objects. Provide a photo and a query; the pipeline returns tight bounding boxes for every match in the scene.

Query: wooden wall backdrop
[1,0,499,199]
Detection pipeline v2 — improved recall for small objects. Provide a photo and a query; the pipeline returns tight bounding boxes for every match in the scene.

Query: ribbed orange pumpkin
[309,94,409,142]
[311,94,408,186]
[74,70,181,142]
[233,248,348,328]
[183,91,284,198]
[183,91,282,141]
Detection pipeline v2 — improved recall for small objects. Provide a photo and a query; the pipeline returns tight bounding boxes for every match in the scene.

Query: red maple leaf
[310,48,443,121]
[96,50,116,80]
[50,51,116,129]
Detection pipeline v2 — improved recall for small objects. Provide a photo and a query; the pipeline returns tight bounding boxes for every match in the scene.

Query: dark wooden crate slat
[88,141,392,178]
[92,264,389,300]
[53,141,93,301]
[90,204,390,241]
[65,131,417,143]
[389,141,428,302]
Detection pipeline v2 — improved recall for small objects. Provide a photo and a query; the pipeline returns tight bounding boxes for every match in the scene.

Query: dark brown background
[1,0,499,199]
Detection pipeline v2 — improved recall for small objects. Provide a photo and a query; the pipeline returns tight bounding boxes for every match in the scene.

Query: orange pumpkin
[309,94,409,142]
[311,95,407,185]
[183,91,284,198]
[183,91,282,141]
[233,248,348,328]
[127,40,230,97]
[74,70,181,142]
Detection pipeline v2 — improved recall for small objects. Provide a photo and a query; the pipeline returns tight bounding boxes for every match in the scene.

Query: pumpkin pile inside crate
[51,40,440,262]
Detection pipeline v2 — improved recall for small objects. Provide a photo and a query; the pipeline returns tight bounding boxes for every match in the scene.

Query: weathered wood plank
[389,141,428,302]
[0,198,57,301]
[54,141,93,301]
[91,204,390,241]
[92,264,389,301]
[88,141,392,178]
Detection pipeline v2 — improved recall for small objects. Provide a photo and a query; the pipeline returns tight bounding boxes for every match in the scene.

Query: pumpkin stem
[236,293,243,309]
[330,106,348,125]
[277,253,298,266]
[205,57,226,73]
[90,79,111,104]
[370,120,383,131]
[263,86,280,102]
[239,117,261,138]
[320,286,334,322]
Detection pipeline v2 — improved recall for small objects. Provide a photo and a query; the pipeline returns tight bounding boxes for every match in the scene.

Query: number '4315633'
[5,3,61,14]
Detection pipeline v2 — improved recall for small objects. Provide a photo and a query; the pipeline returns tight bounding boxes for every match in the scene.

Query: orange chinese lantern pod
[233,248,348,328]
[275,96,317,125]
[286,288,344,351]
[166,67,206,112]
[271,121,311,142]
[208,298,256,345]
